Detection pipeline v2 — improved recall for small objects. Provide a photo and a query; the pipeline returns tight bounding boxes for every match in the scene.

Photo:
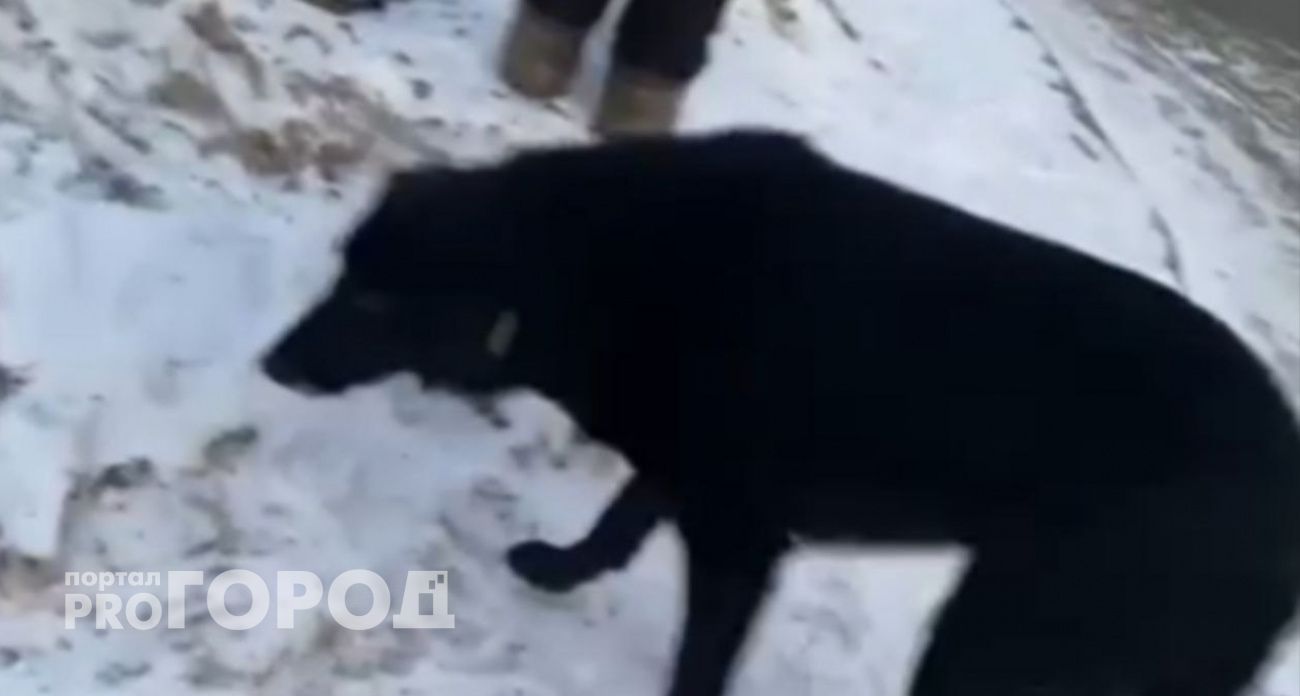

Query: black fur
[263,132,1300,696]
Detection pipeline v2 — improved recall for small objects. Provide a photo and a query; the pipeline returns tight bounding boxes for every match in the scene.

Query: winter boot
[593,65,687,137]
[500,4,587,100]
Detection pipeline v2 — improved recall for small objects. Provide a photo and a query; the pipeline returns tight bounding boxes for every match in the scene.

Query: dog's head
[262,168,529,396]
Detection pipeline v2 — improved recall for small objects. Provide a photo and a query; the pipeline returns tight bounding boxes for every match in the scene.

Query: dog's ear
[380,168,455,228]
[392,166,516,257]
[387,167,449,199]
[343,167,452,261]
[342,164,520,297]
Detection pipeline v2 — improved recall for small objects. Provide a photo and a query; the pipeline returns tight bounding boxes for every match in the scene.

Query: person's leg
[614,0,729,82]
[528,0,616,31]
[595,0,730,136]
[501,0,616,99]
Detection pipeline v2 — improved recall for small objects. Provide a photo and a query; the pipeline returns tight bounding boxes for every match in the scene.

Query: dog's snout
[261,349,303,387]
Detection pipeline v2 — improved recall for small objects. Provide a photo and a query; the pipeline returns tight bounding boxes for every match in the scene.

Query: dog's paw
[506,540,590,593]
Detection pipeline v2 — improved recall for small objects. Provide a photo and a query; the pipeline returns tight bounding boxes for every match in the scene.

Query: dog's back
[487,133,1300,694]
[499,132,1299,529]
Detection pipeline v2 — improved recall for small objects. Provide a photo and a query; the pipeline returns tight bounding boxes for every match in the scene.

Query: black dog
[263,132,1300,696]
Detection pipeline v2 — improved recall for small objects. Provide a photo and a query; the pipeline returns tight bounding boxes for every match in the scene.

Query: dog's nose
[261,351,302,387]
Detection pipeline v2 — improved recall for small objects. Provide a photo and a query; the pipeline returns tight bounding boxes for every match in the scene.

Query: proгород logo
[63,569,455,631]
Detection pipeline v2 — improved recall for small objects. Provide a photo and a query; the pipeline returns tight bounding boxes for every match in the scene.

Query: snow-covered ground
[0,0,1295,694]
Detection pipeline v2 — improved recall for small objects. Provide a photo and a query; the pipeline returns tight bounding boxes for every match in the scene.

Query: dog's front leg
[508,474,661,592]
[666,513,784,696]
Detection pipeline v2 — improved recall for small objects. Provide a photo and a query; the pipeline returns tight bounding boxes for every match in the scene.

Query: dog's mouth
[260,352,335,396]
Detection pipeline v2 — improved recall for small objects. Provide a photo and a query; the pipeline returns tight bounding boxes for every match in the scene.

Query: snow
[0,0,1295,694]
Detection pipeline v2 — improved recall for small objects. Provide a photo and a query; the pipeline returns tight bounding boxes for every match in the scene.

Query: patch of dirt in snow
[184,2,268,96]
[148,70,226,121]
[0,0,36,32]
[0,365,26,403]
[170,1,434,180]
[2,0,466,193]
[58,156,167,208]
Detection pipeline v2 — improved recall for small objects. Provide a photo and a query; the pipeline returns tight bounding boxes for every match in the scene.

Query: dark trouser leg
[524,0,729,77]
[527,0,617,31]
[508,474,662,592]
[615,0,730,81]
